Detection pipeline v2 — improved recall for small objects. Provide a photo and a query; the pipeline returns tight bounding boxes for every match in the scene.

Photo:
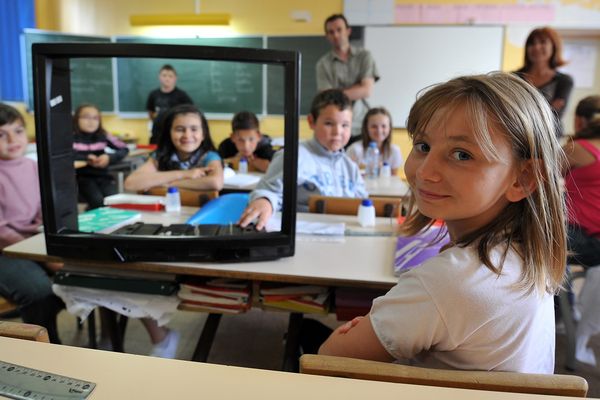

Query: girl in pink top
[564,95,600,268]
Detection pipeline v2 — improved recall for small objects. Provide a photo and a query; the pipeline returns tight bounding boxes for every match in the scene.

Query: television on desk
[32,42,298,262]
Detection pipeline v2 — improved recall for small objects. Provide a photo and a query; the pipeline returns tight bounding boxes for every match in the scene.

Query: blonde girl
[319,72,567,374]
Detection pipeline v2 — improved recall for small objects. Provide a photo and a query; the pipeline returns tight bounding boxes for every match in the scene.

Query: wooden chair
[0,296,17,315]
[0,320,50,343]
[143,187,218,207]
[299,355,588,398]
[308,195,402,218]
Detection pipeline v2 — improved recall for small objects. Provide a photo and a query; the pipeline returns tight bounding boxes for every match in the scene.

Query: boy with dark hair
[239,89,367,229]
[218,111,274,172]
[146,64,193,144]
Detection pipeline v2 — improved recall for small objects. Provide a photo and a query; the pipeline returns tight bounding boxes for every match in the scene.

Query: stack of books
[178,279,251,314]
[260,284,330,314]
[77,207,141,234]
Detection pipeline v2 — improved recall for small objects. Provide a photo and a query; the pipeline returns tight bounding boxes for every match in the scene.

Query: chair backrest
[0,320,50,343]
[308,195,402,217]
[0,296,17,315]
[143,187,218,207]
[299,355,588,398]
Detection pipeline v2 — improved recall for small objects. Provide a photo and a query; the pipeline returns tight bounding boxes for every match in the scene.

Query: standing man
[316,14,379,144]
[145,64,193,145]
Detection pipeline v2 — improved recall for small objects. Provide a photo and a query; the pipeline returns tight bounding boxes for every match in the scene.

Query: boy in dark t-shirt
[219,111,274,173]
[146,64,193,144]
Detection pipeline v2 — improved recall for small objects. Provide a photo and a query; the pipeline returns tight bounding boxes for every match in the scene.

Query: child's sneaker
[150,330,180,359]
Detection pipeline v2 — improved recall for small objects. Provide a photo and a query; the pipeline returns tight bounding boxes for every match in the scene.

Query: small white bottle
[380,162,392,182]
[165,186,181,213]
[357,198,376,227]
[238,157,248,174]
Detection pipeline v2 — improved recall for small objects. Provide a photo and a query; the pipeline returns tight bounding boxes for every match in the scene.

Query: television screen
[33,42,298,262]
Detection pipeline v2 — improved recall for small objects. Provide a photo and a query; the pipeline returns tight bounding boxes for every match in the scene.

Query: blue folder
[186,193,250,225]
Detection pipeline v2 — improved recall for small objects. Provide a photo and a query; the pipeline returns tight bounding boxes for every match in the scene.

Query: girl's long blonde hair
[400,72,567,295]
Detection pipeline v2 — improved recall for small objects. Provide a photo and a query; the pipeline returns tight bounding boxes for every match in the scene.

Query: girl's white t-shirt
[370,245,555,374]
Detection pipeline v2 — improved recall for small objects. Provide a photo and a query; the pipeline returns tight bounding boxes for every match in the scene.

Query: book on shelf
[180,280,250,300]
[178,289,248,305]
[262,294,330,314]
[178,302,248,315]
[77,207,141,234]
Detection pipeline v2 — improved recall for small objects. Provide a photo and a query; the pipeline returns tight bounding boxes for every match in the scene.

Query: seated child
[318,73,566,374]
[73,103,129,209]
[563,95,600,269]
[347,107,403,175]
[218,111,274,172]
[239,89,367,230]
[125,104,223,193]
[0,103,64,343]
[561,95,600,365]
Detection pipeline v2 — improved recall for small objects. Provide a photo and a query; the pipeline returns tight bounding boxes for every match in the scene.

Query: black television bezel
[33,43,299,262]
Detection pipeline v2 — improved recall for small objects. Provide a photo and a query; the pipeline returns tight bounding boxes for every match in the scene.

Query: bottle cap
[383,161,389,166]
[368,141,377,148]
[361,198,373,207]
[167,186,179,194]
[240,157,247,162]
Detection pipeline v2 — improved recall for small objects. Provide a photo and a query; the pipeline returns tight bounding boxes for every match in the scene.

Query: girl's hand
[186,167,210,179]
[337,316,364,334]
[88,154,110,168]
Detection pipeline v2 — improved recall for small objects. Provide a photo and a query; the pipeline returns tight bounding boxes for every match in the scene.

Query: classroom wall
[28,0,600,164]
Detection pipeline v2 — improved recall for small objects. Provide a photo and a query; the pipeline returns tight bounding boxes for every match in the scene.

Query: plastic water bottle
[238,157,248,174]
[165,186,181,213]
[357,198,376,227]
[380,161,392,182]
[365,141,380,179]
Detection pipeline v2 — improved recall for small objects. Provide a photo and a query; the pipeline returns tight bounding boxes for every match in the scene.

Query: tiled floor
[7,308,600,396]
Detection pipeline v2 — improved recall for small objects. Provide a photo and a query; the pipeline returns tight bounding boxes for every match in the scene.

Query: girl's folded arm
[318,313,395,362]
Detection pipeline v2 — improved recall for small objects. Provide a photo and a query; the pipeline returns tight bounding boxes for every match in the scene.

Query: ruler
[0,360,95,400]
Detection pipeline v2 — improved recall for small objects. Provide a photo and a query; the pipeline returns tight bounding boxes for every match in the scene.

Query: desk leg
[192,313,222,362]
[282,312,303,372]
[87,310,97,349]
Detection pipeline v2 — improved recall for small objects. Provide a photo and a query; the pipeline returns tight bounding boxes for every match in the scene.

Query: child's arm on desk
[124,159,223,192]
[318,313,394,362]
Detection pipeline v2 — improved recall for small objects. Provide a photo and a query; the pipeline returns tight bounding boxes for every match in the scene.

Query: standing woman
[514,27,574,136]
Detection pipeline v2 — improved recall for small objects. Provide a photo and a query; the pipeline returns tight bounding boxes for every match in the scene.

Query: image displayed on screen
[34,43,298,262]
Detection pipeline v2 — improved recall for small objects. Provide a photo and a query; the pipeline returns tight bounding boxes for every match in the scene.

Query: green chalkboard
[115,37,263,114]
[23,30,113,112]
[266,36,330,115]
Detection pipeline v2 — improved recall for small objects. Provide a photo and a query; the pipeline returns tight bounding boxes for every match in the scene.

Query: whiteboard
[364,26,504,127]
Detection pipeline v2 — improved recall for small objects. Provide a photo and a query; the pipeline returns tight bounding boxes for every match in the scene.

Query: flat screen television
[32,42,298,262]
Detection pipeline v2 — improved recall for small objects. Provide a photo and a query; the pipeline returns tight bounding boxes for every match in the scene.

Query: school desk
[3,210,398,370]
[0,337,592,400]
[364,175,410,198]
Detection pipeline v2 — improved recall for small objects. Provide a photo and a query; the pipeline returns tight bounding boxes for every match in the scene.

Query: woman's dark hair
[521,27,567,71]
[360,107,393,159]
[73,103,106,137]
[574,95,600,139]
[156,104,216,170]
[0,103,25,127]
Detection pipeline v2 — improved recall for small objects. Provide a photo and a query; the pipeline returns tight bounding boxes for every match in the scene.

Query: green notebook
[78,207,141,233]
